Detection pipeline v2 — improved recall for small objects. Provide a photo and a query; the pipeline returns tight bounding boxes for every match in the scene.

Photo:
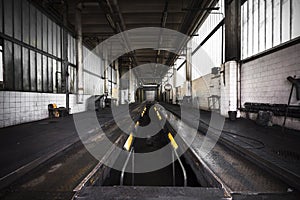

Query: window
[0,44,3,82]
[241,0,300,59]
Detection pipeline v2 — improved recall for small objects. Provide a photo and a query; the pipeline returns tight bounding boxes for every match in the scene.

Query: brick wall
[241,42,300,130]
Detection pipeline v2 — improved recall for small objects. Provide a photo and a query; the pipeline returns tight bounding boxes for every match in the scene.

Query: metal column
[225,0,241,62]
[173,66,177,104]
[185,41,192,97]
[103,52,108,95]
[128,65,132,103]
[76,3,84,104]
[115,59,120,106]
[62,1,69,112]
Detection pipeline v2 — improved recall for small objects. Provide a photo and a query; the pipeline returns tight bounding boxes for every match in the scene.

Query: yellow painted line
[135,121,140,128]
[168,133,178,150]
[154,107,157,111]
[144,107,147,111]
[123,133,133,151]
[156,111,162,120]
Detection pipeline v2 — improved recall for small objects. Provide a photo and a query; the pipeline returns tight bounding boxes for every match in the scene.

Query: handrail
[120,148,134,186]
[173,148,187,187]
[168,132,187,187]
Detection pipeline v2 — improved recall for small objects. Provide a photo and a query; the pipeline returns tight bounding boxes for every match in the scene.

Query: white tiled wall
[220,61,239,117]
[0,91,91,128]
[241,43,300,130]
[192,73,221,110]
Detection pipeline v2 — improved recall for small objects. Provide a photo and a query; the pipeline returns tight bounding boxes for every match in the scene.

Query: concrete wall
[241,42,300,130]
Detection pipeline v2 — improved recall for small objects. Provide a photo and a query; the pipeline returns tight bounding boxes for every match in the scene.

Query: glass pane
[43,55,48,92]
[248,0,253,56]
[22,0,30,44]
[42,14,48,52]
[53,23,57,57]
[266,0,272,49]
[253,0,259,54]
[69,67,74,93]
[292,0,300,38]
[48,57,52,92]
[36,53,42,92]
[0,0,3,33]
[30,4,36,47]
[68,34,71,63]
[0,47,3,82]
[259,0,265,52]
[281,0,290,43]
[4,0,13,37]
[273,0,280,46]
[57,25,61,58]
[14,0,22,41]
[22,47,30,91]
[48,19,53,54]
[14,44,22,90]
[36,10,42,49]
[57,61,62,93]
[30,50,36,91]
[242,2,248,58]
[4,41,13,89]
[53,60,56,93]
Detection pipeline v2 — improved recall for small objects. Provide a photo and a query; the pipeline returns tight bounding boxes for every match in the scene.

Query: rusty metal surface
[74,186,227,200]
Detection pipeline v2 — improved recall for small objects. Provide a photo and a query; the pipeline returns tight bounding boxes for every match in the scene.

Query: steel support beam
[76,3,84,104]
[224,0,241,62]
[173,66,177,104]
[115,59,120,105]
[103,52,108,95]
[185,41,192,97]
[128,64,132,103]
[62,1,69,112]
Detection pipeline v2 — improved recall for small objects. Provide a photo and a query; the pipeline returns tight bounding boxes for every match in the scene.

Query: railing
[168,132,187,187]
[120,147,134,186]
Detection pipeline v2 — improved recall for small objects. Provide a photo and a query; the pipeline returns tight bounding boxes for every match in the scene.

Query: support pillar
[173,66,177,104]
[76,3,84,104]
[115,60,120,106]
[62,1,69,112]
[103,53,108,95]
[185,41,192,97]
[220,0,241,119]
[128,65,132,103]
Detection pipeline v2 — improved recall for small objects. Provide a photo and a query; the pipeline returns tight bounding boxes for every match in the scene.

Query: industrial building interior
[0,0,300,199]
